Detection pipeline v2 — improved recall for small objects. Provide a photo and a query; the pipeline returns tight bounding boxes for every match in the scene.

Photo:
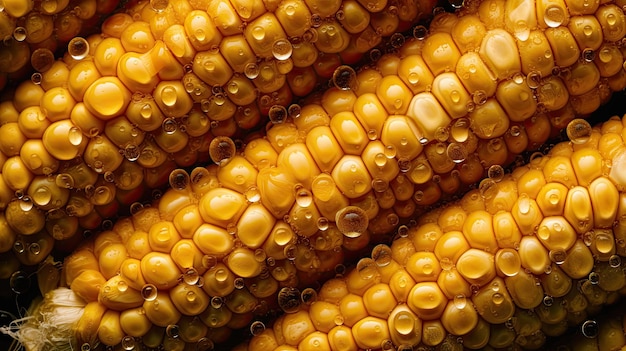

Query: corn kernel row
[234,115,626,351]
[0,0,438,271]
[0,0,123,87]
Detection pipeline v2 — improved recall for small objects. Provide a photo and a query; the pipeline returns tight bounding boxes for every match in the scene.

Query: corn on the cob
[8,109,626,350]
[226,115,626,351]
[0,0,439,272]
[0,0,123,87]
[2,0,625,277]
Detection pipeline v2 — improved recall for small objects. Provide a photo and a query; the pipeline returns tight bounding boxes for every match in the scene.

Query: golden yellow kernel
[84,77,132,120]
[161,23,196,64]
[120,307,152,337]
[321,325,354,351]
[456,52,497,98]
[456,248,496,286]
[99,275,144,311]
[98,310,124,346]
[408,281,446,320]
[143,291,182,327]
[511,194,543,236]
[198,187,247,227]
[568,15,603,51]
[315,20,350,54]
[518,235,551,275]
[421,32,461,75]
[140,252,180,289]
[351,316,390,350]
[505,269,543,309]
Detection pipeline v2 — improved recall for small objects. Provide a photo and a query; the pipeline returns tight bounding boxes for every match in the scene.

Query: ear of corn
[3,0,626,349]
[10,109,626,351]
[1,0,625,278]
[234,115,626,351]
[0,0,439,273]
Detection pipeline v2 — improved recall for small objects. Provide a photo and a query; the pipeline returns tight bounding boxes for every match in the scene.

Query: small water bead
[183,268,200,285]
[168,169,190,192]
[478,178,498,199]
[472,90,487,105]
[278,287,301,313]
[166,324,180,338]
[335,206,368,238]
[210,296,223,309]
[369,49,382,62]
[333,65,357,91]
[526,71,542,89]
[371,178,389,192]
[116,279,128,293]
[317,217,330,231]
[301,287,317,305]
[30,72,43,85]
[397,225,409,238]
[209,136,236,165]
[269,105,287,124]
[234,277,245,289]
[250,321,265,336]
[447,143,467,163]
[398,158,411,173]
[356,257,379,280]
[162,118,177,134]
[588,272,600,284]
[451,118,470,142]
[413,25,428,39]
[566,119,592,144]
[13,27,26,41]
[581,320,599,338]
[81,344,91,351]
[19,197,34,211]
[389,32,405,48]
[141,284,158,301]
[549,250,567,264]
[453,294,467,309]
[544,5,565,27]
[435,127,449,142]
[68,37,89,60]
[272,39,293,61]
[372,244,392,267]
[10,271,30,294]
[244,63,260,79]
[582,48,595,62]
[487,165,505,182]
[121,336,135,350]
[29,242,41,255]
[13,241,25,254]
[609,255,621,268]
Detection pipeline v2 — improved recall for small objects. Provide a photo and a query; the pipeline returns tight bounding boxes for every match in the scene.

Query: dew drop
[332,65,357,91]
[335,206,368,238]
[566,119,592,144]
[581,320,599,338]
[141,284,158,301]
[278,287,301,313]
[209,136,236,165]
[68,37,90,60]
